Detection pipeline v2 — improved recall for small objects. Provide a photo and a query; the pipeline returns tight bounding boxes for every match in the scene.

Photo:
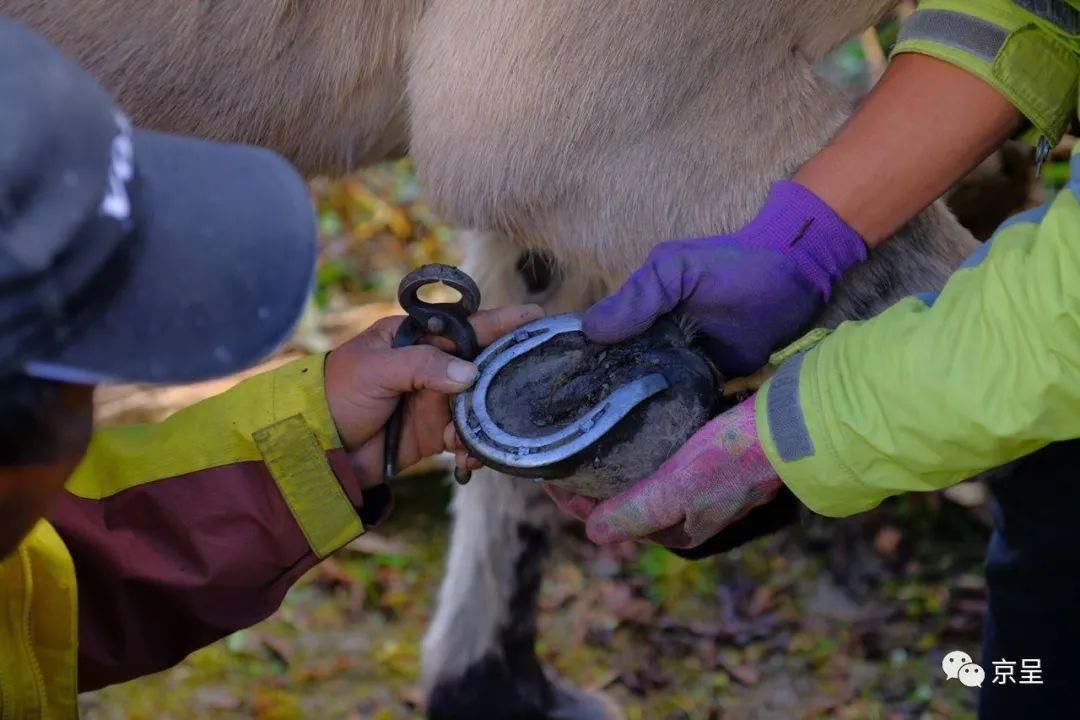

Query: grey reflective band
[766,352,815,463]
[897,9,1009,63]
[1016,0,1080,34]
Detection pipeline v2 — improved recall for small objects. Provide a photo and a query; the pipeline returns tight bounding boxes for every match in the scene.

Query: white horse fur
[2,1,977,717]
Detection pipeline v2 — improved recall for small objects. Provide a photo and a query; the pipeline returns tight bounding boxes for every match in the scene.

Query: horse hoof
[425,653,623,720]
[550,683,624,720]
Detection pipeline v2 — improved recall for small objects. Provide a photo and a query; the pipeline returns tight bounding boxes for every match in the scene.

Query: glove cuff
[744,180,867,300]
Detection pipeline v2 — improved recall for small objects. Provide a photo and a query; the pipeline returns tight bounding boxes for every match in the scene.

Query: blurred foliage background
[308,164,457,311]
[82,7,1067,720]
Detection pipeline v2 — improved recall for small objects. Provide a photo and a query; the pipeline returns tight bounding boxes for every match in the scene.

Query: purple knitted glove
[584,181,866,376]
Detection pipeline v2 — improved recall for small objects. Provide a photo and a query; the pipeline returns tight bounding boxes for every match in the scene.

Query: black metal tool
[383,264,481,485]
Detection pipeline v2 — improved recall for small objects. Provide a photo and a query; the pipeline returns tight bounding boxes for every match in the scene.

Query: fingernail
[586,525,616,545]
[448,360,478,385]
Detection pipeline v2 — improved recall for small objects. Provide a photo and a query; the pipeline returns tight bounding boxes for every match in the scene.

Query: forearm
[795,53,1023,246]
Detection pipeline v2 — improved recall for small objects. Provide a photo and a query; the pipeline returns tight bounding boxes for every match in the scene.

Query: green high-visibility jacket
[756,0,1080,517]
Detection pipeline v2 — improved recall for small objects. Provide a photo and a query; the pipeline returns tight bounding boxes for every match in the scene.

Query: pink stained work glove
[545,395,782,549]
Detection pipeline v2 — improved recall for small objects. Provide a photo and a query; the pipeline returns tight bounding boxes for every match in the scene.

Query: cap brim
[27,130,317,384]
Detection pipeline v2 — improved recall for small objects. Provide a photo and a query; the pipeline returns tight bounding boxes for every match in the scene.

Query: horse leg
[421,232,621,720]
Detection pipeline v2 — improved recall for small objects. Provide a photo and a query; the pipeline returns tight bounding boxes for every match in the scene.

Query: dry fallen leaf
[873,526,903,556]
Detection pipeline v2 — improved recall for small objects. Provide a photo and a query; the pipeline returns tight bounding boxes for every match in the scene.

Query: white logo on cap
[99,112,134,222]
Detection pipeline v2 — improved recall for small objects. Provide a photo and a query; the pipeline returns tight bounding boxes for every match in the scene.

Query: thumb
[543,485,599,523]
[583,258,681,344]
[367,344,479,397]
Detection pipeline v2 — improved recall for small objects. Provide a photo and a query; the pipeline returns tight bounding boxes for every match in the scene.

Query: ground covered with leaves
[81,471,990,720]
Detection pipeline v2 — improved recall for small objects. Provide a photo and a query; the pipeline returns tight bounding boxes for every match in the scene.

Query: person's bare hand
[324,304,544,487]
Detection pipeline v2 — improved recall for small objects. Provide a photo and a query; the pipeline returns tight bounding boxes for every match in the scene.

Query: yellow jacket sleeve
[51,353,383,689]
[67,352,367,555]
[756,154,1080,517]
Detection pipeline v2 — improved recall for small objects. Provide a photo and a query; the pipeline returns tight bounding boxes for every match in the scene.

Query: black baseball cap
[0,16,317,384]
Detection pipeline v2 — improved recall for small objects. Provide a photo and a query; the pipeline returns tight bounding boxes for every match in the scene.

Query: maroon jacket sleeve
[47,354,392,690]
[51,452,391,690]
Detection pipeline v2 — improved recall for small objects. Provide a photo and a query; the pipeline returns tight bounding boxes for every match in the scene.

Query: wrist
[322,349,353,450]
[743,180,867,299]
[728,394,780,487]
